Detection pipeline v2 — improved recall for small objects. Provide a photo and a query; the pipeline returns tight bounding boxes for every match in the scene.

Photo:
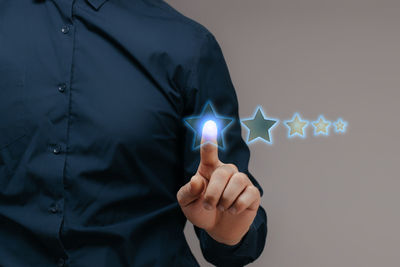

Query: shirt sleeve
[180,31,268,267]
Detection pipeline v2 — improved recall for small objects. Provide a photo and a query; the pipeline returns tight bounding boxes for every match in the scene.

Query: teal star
[183,101,234,150]
[241,106,279,144]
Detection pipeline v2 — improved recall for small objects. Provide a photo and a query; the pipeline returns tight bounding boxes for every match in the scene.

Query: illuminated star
[183,101,234,150]
[334,118,347,133]
[241,106,279,144]
[284,113,309,138]
[312,115,331,136]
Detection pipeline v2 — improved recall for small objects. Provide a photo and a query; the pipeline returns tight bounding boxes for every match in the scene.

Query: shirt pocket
[0,66,28,150]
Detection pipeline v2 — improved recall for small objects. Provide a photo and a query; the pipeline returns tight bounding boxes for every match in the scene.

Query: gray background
[166,0,400,266]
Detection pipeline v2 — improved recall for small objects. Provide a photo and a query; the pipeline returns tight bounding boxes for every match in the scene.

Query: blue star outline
[183,101,234,150]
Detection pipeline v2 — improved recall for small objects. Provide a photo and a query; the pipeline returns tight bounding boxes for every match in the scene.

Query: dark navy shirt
[0,0,267,266]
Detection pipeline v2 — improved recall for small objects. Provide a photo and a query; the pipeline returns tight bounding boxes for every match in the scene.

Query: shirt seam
[154,1,212,99]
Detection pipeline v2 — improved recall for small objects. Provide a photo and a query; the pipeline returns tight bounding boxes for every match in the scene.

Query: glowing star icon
[334,118,347,133]
[241,106,279,145]
[183,101,234,150]
[284,113,309,138]
[312,115,331,136]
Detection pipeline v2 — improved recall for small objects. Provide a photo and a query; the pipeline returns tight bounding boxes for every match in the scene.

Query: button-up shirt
[0,0,267,266]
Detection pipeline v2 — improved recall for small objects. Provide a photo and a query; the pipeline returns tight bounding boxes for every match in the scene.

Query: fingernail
[228,207,237,214]
[217,205,225,212]
[203,202,213,210]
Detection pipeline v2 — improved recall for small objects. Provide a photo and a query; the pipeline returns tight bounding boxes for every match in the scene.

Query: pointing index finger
[200,120,219,169]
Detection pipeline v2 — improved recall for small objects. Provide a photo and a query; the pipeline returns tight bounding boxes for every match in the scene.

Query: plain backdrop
[165,0,400,266]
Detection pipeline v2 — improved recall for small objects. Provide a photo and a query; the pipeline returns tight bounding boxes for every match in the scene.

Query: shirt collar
[86,0,109,10]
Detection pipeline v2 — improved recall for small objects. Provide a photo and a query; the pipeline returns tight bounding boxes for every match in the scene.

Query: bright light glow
[183,101,234,150]
[202,120,218,141]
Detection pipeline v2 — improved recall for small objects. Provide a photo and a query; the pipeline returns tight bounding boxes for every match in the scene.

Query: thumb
[177,175,206,207]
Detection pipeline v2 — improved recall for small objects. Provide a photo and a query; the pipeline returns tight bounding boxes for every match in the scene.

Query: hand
[177,121,261,245]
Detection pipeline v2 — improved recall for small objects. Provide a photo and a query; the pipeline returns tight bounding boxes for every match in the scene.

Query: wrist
[206,225,250,246]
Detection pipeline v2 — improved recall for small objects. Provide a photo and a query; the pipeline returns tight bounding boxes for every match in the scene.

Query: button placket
[55,5,75,261]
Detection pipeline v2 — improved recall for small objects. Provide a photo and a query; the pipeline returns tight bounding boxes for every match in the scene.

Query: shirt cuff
[198,206,267,267]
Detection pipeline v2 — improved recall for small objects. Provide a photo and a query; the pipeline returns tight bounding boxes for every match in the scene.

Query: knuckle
[176,190,183,204]
[235,198,246,210]
[216,166,231,178]
[202,144,214,153]
[213,175,226,184]
[205,194,217,204]
[202,161,217,169]
[219,194,230,206]
[225,163,238,173]
[248,185,260,197]
[233,173,248,186]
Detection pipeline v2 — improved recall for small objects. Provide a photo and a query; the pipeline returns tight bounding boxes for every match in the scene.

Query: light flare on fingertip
[202,120,218,142]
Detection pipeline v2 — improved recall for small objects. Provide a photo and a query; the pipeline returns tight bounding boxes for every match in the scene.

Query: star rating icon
[183,101,234,150]
[334,118,347,133]
[284,113,309,138]
[183,101,348,149]
[312,115,331,136]
[241,106,279,145]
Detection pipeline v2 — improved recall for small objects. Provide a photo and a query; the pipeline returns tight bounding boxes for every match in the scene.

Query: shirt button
[58,83,66,93]
[57,257,65,267]
[53,144,61,154]
[49,204,58,214]
[61,25,70,34]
